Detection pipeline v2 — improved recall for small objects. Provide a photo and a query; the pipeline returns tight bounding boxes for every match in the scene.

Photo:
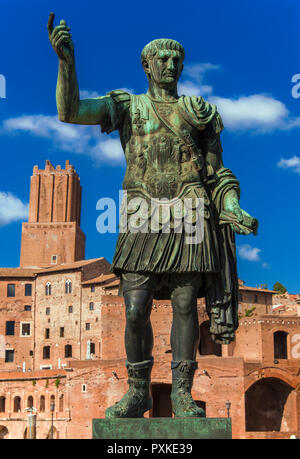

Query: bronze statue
[48,13,258,418]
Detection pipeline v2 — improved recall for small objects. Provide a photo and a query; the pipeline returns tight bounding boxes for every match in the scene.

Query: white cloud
[209,94,291,132]
[90,138,125,163]
[79,89,101,99]
[178,62,219,97]
[237,244,261,262]
[177,61,300,133]
[2,114,124,165]
[262,262,271,269]
[277,156,300,174]
[178,81,213,97]
[0,192,29,226]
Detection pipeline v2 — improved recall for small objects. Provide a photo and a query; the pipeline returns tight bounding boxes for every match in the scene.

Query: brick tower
[20,160,85,268]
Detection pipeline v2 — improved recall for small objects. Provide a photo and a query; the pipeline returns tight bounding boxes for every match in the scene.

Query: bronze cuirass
[122,94,206,200]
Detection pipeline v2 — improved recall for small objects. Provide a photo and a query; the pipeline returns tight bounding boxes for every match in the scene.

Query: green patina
[92,418,232,439]
[48,13,258,421]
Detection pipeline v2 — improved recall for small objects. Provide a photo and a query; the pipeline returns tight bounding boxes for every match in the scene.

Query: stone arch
[245,366,298,392]
[245,377,296,432]
[13,396,21,413]
[199,320,222,356]
[0,426,8,439]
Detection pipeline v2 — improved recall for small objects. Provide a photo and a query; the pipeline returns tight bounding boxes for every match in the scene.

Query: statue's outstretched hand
[47,12,74,63]
[222,191,258,235]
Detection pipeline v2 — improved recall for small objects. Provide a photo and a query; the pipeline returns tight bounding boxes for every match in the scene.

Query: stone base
[92,418,232,439]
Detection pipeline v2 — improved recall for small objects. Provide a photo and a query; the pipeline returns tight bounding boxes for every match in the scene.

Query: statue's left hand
[223,190,258,235]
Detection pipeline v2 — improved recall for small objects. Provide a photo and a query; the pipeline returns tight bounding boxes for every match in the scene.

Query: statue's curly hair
[141,39,185,64]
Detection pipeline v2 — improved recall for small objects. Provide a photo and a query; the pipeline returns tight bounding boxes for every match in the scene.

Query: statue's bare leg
[105,288,154,418]
[169,274,205,417]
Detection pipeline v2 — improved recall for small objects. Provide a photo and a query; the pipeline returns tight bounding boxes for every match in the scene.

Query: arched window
[13,396,21,413]
[65,280,72,294]
[274,331,288,359]
[45,282,51,296]
[50,394,55,412]
[0,396,5,413]
[59,394,64,412]
[43,346,50,360]
[65,345,72,358]
[39,395,45,412]
[27,396,33,408]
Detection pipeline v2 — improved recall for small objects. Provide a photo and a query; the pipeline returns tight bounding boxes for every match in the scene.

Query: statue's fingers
[52,31,71,47]
[47,12,55,36]
[54,34,71,49]
[50,24,70,41]
[241,209,251,218]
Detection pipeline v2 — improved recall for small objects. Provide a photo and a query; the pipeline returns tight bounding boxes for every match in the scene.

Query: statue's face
[144,49,183,86]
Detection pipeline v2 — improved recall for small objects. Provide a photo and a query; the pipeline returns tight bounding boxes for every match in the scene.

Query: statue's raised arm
[47,12,110,125]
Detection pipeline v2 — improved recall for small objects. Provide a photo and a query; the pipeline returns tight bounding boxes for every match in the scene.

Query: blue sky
[0,0,300,292]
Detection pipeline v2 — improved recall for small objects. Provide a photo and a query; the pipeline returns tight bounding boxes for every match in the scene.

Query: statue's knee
[125,290,152,328]
[172,291,197,318]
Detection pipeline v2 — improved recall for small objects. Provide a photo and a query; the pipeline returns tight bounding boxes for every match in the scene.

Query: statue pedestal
[92,418,232,439]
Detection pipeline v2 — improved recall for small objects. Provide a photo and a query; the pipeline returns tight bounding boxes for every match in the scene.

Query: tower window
[7,284,15,297]
[89,302,94,311]
[25,284,32,296]
[90,285,95,293]
[5,350,14,363]
[5,321,15,336]
[86,323,90,331]
[45,282,51,296]
[65,279,72,294]
[24,305,32,311]
[68,305,73,314]
[46,307,51,316]
[60,327,64,337]
[45,328,50,339]
[51,255,57,264]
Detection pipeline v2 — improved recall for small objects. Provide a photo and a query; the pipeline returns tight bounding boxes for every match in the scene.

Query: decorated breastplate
[123,95,206,200]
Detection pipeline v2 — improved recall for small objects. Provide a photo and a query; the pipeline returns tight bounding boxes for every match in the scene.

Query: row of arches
[150,377,297,432]
[0,394,64,414]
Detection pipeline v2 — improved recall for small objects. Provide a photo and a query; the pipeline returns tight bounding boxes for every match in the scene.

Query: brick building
[0,160,299,439]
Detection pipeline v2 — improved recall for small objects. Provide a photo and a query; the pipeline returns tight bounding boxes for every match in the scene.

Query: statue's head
[141,39,185,86]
